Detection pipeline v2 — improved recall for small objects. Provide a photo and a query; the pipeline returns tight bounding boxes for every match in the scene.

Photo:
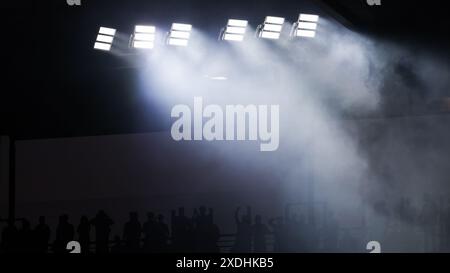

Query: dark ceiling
[0,0,448,140]
[320,0,450,46]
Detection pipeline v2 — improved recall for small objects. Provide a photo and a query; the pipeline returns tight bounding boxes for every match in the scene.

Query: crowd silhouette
[2,197,450,253]
[0,206,220,254]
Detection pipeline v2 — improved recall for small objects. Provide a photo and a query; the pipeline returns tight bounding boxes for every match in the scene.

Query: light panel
[298,22,317,30]
[135,25,156,33]
[170,30,191,39]
[133,41,154,49]
[168,38,189,47]
[94,26,116,51]
[94,42,112,51]
[172,23,192,32]
[132,25,156,50]
[222,19,248,42]
[96,34,114,43]
[224,33,244,42]
[299,14,319,23]
[294,14,319,38]
[226,26,247,35]
[265,16,285,25]
[228,19,248,28]
[296,30,316,38]
[134,33,155,41]
[168,23,192,47]
[259,16,285,40]
[263,24,283,32]
[260,31,280,40]
[99,27,116,36]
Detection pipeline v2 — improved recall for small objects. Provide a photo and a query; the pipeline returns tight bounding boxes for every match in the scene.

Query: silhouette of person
[1,221,18,253]
[155,214,170,252]
[54,214,74,253]
[34,216,51,253]
[123,212,142,252]
[252,215,268,253]
[193,206,212,252]
[232,206,252,253]
[171,207,193,252]
[91,210,114,254]
[192,207,217,252]
[269,217,288,252]
[195,206,210,230]
[143,212,157,252]
[204,210,220,253]
[18,219,34,252]
[77,216,91,254]
[283,207,300,252]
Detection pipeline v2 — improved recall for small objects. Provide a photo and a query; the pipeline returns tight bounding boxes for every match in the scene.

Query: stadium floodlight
[131,25,156,49]
[292,13,319,38]
[221,19,248,42]
[167,23,192,47]
[94,27,116,51]
[258,16,285,40]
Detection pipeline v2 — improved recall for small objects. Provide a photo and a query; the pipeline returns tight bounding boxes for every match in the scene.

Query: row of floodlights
[94,14,319,51]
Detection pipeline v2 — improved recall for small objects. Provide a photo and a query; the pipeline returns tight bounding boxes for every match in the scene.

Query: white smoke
[133,17,450,252]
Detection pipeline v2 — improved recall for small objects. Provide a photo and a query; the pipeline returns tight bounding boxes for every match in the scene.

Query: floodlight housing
[222,19,248,42]
[259,16,285,40]
[293,13,319,38]
[94,27,116,51]
[132,25,156,49]
[167,23,192,47]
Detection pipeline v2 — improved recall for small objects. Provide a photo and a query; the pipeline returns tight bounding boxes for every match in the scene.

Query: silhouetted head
[80,216,89,224]
[97,210,106,218]
[158,214,165,222]
[130,212,138,221]
[147,212,155,220]
[22,220,31,230]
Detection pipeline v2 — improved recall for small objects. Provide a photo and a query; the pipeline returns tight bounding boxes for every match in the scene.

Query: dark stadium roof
[1,0,448,140]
